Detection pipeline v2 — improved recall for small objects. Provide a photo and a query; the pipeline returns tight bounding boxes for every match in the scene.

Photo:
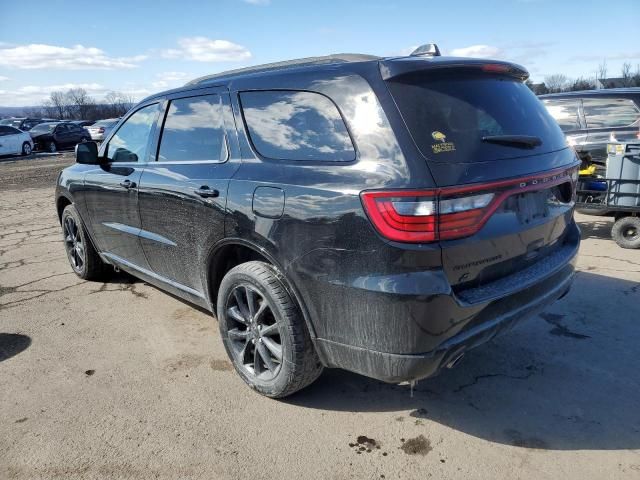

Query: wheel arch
[204,238,318,340]
[56,194,73,224]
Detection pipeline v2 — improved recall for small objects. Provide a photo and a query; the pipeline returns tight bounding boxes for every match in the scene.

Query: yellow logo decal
[431,131,455,154]
[432,131,447,143]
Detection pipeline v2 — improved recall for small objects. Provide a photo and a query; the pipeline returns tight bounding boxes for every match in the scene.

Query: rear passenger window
[158,95,227,162]
[583,98,640,128]
[542,99,582,132]
[240,90,355,161]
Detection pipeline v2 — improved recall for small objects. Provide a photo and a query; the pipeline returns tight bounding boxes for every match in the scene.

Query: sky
[0,0,639,107]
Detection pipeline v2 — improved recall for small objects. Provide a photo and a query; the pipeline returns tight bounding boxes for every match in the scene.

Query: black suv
[540,88,640,164]
[55,46,580,397]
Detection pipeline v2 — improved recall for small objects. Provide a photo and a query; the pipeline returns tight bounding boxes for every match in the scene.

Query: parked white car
[0,125,34,156]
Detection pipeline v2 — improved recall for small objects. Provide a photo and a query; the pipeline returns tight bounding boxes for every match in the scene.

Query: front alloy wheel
[63,215,85,273]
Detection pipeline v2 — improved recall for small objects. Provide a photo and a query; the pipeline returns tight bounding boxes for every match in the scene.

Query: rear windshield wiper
[481,135,542,149]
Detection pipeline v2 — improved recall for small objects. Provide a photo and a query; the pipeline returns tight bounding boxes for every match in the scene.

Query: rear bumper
[295,222,580,383]
[315,263,574,383]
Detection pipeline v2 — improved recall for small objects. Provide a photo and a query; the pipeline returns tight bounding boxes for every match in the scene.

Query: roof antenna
[410,43,441,57]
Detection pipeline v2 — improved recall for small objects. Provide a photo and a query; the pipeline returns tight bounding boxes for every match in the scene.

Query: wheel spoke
[253,300,268,322]
[261,337,282,361]
[228,328,249,341]
[259,323,278,337]
[257,342,277,372]
[239,341,250,366]
[227,306,248,325]
[245,287,257,318]
[234,289,250,319]
[253,345,262,374]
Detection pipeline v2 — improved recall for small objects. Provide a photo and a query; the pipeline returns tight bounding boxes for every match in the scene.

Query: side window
[0,126,10,136]
[107,103,159,163]
[583,98,640,128]
[240,90,355,161]
[542,99,582,132]
[56,124,68,133]
[158,95,227,162]
[7,127,22,135]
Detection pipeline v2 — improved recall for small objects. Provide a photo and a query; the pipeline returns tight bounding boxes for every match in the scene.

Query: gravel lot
[1,153,639,479]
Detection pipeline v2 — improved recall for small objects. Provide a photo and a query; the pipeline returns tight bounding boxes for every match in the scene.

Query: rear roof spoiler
[379,57,529,81]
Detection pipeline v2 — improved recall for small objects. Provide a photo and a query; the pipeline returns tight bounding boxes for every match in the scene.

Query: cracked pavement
[1,153,639,479]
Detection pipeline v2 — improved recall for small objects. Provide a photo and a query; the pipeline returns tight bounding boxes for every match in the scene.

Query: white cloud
[0,75,8,81]
[162,37,251,62]
[0,43,146,70]
[152,71,189,89]
[450,45,502,58]
[243,0,270,4]
[0,83,109,106]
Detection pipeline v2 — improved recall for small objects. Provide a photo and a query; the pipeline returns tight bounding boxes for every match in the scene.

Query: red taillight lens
[361,190,437,242]
[361,166,578,243]
[361,190,494,242]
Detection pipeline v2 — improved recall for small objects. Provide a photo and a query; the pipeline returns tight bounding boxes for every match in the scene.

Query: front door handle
[194,186,219,198]
[120,179,136,189]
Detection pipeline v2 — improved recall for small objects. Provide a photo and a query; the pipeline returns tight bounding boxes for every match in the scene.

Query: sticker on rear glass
[431,131,456,154]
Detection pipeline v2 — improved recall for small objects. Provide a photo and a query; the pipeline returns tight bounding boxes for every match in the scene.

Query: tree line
[527,61,640,95]
[23,88,136,121]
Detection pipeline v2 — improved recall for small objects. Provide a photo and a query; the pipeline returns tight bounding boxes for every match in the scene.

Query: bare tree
[544,74,568,93]
[621,62,633,87]
[596,60,608,88]
[48,91,68,119]
[568,77,596,91]
[66,88,93,119]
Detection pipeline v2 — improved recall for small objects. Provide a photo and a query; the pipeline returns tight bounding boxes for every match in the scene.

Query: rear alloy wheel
[218,261,323,398]
[21,142,32,156]
[612,216,640,249]
[47,141,57,153]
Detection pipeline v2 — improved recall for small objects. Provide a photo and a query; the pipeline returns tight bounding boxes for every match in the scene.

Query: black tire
[47,141,57,153]
[61,204,108,280]
[21,142,32,156]
[611,216,640,249]
[217,261,323,398]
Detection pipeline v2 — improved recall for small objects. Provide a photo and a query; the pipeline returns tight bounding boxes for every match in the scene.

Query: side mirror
[76,141,100,164]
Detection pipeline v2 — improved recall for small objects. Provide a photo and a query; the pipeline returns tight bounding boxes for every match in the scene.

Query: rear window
[158,95,227,162]
[388,73,567,163]
[240,90,355,161]
[583,98,640,128]
[542,99,582,132]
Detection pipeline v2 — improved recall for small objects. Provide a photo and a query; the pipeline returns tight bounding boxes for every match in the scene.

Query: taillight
[361,166,578,243]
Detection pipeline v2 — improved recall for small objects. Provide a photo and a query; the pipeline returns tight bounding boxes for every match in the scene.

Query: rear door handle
[194,186,219,198]
[120,179,136,189]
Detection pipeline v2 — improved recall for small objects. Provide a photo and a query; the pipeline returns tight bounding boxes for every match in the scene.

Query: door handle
[194,186,219,198]
[120,179,137,189]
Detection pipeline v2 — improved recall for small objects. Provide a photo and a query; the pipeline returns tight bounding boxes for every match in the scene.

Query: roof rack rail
[186,53,381,86]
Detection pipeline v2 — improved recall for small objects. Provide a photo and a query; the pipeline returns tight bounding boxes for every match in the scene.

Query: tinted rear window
[542,99,582,132]
[583,98,640,128]
[158,95,227,162]
[388,74,567,163]
[240,90,355,161]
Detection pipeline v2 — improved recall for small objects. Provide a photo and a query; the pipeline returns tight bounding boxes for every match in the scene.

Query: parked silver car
[86,118,119,142]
